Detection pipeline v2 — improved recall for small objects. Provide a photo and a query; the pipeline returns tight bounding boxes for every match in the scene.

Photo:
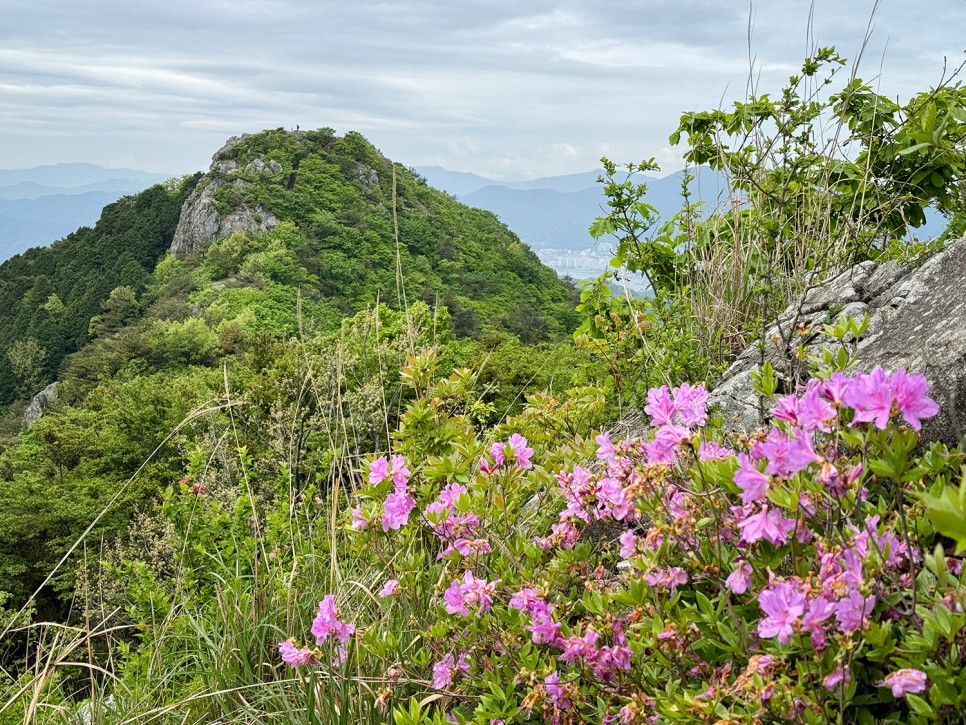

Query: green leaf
[905,694,935,717]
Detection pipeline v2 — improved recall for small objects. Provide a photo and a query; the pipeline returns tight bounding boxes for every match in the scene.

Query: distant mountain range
[0,163,170,262]
[414,165,730,287]
[414,165,949,285]
[1,160,950,272]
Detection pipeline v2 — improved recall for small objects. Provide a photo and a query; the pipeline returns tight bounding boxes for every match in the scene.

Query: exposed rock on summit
[170,135,280,257]
[708,234,966,445]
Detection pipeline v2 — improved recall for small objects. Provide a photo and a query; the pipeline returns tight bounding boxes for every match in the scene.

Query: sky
[1,0,964,180]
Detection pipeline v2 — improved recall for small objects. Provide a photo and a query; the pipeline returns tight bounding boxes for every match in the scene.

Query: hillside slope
[159,127,578,341]
[0,128,579,407]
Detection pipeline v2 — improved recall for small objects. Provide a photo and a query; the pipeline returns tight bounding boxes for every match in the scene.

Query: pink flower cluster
[443,570,498,616]
[311,595,355,645]
[424,483,489,558]
[509,588,561,644]
[771,367,938,432]
[278,639,318,667]
[754,514,917,652]
[557,620,632,681]
[278,594,356,667]
[480,433,533,473]
[643,383,709,464]
[351,454,417,532]
[433,651,470,689]
[510,587,630,680]
[877,668,928,698]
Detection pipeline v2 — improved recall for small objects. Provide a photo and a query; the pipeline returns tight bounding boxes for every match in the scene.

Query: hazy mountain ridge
[0,163,171,262]
[416,164,949,285]
[0,162,168,187]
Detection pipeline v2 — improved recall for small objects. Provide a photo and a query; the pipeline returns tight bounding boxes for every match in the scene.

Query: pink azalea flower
[535,521,580,550]
[770,394,800,425]
[845,367,893,429]
[618,529,638,559]
[507,433,534,469]
[489,440,506,468]
[558,629,601,663]
[644,566,688,592]
[797,387,835,431]
[889,369,939,431]
[438,482,468,509]
[508,588,542,612]
[734,454,769,504]
[816,461,839,489]
[757,581,806,644]
[378,579,398,597]
[878,668,928,698]
[350,506,370,530]
[432,652,470,689]
[786,428,821,474]
[820,372,851,407]
[556,466,594,522]
[595,432,616,463]
[834,590,876,634]
[278,640,318,667]
[754,427,792,476]
[544,672,571,708]
[528,610,562,644]
[479,455,499,474]
[644,424,690,464]
[368,456,390,484]
[311,595,355,645]
[823,664,850,691]
[382,489,416,531]
[725,561,753,594]
[698,439,733,461]
[443,579,469,616]
[644,385,677,426]
[673,382,709,427]
[737,505,796,545]
[596,476,632,520]
[453,537,492,556]
[443,571,497,615]
[389,454,410,488]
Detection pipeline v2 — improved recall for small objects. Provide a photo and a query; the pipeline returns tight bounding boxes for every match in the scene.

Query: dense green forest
[1,55,966,723]
[0,178,200,406]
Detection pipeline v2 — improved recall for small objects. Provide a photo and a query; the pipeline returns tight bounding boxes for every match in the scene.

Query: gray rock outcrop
[22,382,58,428]
[170,136,280,257]
[708,235,966,444]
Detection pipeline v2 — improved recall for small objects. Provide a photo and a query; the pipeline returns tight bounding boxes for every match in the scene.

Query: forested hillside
[2,58,965,722]
[0,128,588,623]
[0,178,200,405]
[0,128,578,410]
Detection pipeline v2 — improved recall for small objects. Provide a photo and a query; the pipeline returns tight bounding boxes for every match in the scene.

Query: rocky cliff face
[170,135,280,257]
[22,382,58,428]
[708,234,966,444]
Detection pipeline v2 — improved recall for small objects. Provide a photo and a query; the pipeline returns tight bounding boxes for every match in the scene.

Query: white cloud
[0,1,962,176]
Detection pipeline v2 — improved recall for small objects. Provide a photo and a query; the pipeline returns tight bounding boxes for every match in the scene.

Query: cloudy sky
[1,0,964,179]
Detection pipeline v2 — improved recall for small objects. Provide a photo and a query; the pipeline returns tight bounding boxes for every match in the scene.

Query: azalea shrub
[278,363,966,724]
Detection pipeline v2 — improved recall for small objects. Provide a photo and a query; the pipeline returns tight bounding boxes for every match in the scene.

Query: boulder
[22,382,58,428]
[707,234,966,444]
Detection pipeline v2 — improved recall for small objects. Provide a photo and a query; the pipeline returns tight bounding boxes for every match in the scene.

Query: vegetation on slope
[0,177,200,407]
[0,128,592,626]
[0,48,965,725]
